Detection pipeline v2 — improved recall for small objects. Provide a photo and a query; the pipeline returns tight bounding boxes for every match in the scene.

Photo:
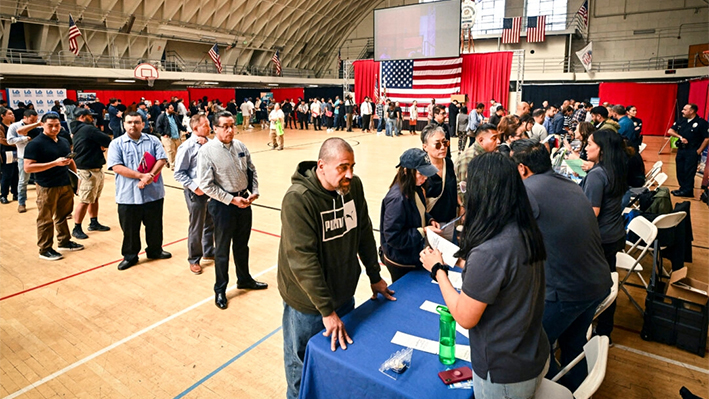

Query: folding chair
[617,217,658,314]
[638,142,647,154]
[535,336,611,399]
[643,172,667,190]
[586,272,619,341]
[645,160,662,180]
[627,211,687,279]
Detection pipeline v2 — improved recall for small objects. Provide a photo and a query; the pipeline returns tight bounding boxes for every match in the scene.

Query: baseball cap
[396,148,438,177]
[74,108,93,117]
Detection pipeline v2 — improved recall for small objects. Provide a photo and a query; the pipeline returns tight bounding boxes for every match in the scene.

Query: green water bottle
[436,305,456,365]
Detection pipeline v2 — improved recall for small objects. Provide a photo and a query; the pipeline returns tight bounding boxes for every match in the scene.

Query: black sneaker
[57,241,85,251]
[40,249,64,261]
[87,222,110,232]
[0,197,8,204]
[72,226,89,240]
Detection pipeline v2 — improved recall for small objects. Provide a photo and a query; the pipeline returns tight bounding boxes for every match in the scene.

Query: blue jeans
[385,119,395,137]
[377,118,385,133]
[543,294,606,391]
[472,362,547,399]
[17,158,30,206]
[282,298,355,399]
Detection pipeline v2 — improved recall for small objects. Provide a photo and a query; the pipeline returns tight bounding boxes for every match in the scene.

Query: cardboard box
[667,267,709,306]
[450,94,467,103]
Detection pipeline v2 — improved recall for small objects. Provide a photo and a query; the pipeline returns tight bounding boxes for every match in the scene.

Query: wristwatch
[430,262,450,282]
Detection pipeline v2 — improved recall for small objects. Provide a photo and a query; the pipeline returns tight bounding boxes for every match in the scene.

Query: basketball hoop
[701,50,709,66]
[134,63,159,87]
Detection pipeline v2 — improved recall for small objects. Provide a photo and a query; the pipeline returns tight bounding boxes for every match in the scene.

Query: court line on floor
[3,264,279,399]
[613,344,709,375]
[173,326,283,399]
[0,228,281,302]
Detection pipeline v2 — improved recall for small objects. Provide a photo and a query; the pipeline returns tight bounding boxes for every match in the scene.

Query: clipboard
[439,217,461,242]
[138,151,161,181]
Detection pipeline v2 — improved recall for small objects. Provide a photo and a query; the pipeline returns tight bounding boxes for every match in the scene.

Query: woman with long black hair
[380,148,441,282]
[421,152,549,399]
[580,129,627,341]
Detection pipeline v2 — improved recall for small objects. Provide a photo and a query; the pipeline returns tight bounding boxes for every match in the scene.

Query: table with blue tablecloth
[299,270,473,399]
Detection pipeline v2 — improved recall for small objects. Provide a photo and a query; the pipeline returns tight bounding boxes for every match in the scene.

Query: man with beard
[277,137,395,399]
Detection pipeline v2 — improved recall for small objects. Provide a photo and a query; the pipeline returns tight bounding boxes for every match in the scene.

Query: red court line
[1,228,281,302]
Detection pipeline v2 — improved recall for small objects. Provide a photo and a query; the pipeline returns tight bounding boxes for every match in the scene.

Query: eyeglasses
[215,125,235,130]
[432,139,450,150]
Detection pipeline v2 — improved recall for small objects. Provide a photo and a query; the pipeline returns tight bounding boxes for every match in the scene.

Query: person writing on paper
[269,103,285,151]
[380,148,441,282]
[107,112,171,271]
[420,152,549,399]
[278,138,395,399]
[420,125,458,229]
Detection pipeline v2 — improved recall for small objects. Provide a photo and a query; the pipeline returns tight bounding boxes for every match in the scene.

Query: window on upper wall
[525,0,568,31]
[419,0,507,35]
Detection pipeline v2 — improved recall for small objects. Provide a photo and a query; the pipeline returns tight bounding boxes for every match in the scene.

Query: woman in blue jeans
[421,152,549,399]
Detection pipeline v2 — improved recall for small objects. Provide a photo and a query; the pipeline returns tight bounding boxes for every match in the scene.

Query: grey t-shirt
[462,223,549,384]
[525,170,612,302]
[580,165,625,244]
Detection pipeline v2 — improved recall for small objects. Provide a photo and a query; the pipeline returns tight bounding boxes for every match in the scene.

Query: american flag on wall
[271,51,282,76]
[208,44,223,73]
[381,57,461,117]
[526,15,547,43]
[68,14,82,55]
[373,74,379,103]
[577,1,589,29]
[501,17,522,44]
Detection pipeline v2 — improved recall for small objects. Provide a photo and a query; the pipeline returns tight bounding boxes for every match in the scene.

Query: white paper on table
[431,270,462,291]
[419,300,469,338]
[5,151,14,164]
[426,229,460,267]
[391,331,471,362]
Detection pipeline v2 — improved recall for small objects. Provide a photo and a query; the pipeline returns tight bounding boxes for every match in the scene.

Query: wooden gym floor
[0,128,707,399]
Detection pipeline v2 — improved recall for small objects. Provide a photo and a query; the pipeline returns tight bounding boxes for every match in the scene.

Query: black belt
[229,190,249,198]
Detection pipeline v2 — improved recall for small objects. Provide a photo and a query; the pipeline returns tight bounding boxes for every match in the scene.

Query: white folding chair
[587,272,619,341]
[627,212,687,279]
[638,142,647,154]
[535,336,610,399]
[617,217,658,314]
[645,160,662,180]
[643,172,667,190]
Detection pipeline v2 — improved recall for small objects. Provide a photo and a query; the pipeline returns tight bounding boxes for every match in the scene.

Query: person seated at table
[380,148,441,282]
[511,139,612,391]
[421,125,458,226]
[420,152,549,399]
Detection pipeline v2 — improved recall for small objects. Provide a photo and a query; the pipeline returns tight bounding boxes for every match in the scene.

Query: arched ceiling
[0,0,385,75]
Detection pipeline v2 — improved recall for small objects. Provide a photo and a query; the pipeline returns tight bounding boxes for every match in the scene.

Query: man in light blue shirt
[464,103,485,149]
[107,111,170,271]
[174,114,214,275]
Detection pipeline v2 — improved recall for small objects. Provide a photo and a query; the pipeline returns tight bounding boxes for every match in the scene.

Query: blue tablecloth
[299,270,473,399]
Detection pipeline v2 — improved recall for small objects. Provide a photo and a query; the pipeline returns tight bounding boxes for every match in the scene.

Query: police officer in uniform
[667,103,709,197]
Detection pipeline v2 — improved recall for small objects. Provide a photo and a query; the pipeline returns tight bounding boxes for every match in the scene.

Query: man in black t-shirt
[89,98,106,132]
[23,113,84,260]
[667,103,709,197]
[70,108,113,240]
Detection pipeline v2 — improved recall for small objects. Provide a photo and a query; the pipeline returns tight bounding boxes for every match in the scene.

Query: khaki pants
[270,130,284,149]
[161,136,181,167]
[243,114,251,129]
[36,184,73,252]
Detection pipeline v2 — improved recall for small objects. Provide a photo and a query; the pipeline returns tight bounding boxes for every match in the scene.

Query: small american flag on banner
[208,44,222,73]
[381,57,461,117]
[501,17,522,44]
[68,14,82,56]
[373,74,379,104]
[577,1,589,28]
[271,51,281,76]
[526,15,547,43]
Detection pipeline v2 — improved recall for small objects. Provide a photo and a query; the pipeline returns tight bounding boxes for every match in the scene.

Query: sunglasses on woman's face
[432,139,450,150]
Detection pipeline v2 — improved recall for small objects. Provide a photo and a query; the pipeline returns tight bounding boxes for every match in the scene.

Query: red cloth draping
[66,90,77,101]
[460,52,513,117]
[599,82,678,136]
[353,59,379,104]
[271,88,304,103]
[187,88,235,105]
[85,90,188,105]
[688,78,709,119]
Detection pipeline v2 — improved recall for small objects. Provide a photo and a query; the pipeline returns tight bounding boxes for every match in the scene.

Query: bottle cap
[436,305,454,321]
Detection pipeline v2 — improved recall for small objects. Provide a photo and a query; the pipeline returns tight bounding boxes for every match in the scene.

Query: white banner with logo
[575,42,593,73]
[7,88,68,116]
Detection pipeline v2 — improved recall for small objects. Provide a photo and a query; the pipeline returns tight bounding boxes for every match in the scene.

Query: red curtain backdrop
[460,52,513,117]
[82,90,188,105]
[353,59,379,104]
[271,88,305,103]
[688,78,709,119]
[599,83,678,136]
[187,88,236,105]
[66,90,77,101]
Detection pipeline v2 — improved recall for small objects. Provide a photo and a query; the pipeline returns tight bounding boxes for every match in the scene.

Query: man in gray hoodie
[278,137,395,399]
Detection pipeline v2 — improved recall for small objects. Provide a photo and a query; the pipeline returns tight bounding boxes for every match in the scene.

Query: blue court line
[173,326,283,399]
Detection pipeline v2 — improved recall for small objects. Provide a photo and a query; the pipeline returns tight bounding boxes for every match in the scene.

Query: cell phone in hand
[438,367,473,385]
[65,152,76,159]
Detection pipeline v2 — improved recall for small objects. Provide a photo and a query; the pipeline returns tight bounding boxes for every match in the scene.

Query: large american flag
[526,15,547,43]
[577,1,588,28]
[208,44,222,73]
[501,17,522,44]
[68,14,82,56]
[381,58,461,116]
[271,51,281,76]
